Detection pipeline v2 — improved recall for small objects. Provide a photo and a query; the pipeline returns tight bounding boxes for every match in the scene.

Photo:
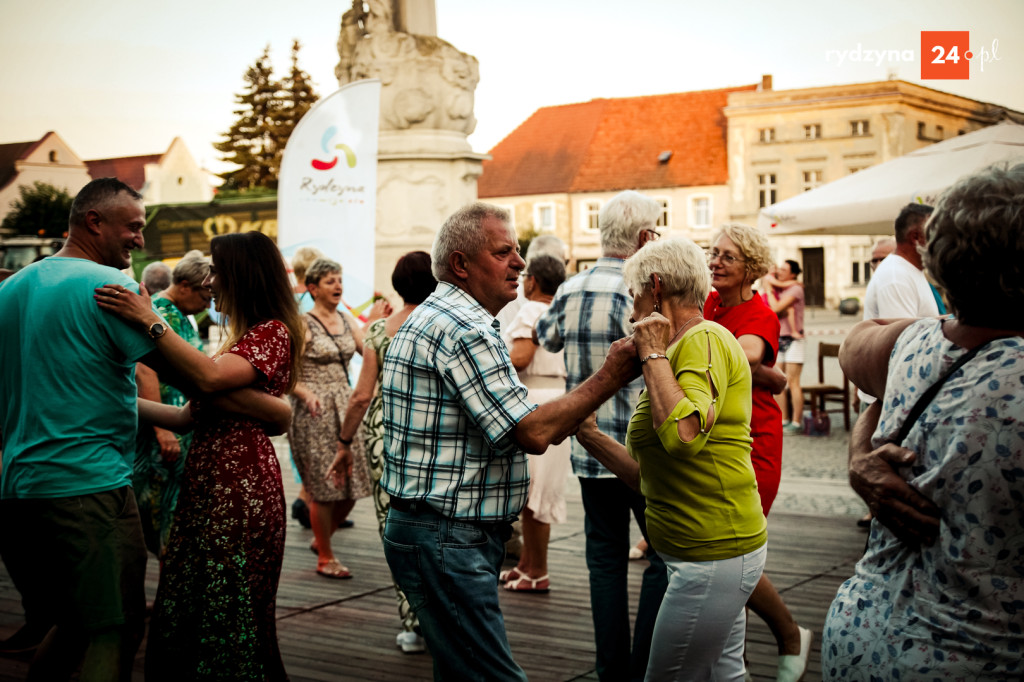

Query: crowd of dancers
[0,162,1022,681]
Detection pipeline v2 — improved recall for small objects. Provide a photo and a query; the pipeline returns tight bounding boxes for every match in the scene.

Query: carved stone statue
[336,0,479,136]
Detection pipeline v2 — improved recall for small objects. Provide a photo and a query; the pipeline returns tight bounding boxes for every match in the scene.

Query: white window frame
[759,127,775,143]
[689,195,712,230]
[534,202,555,233]
[804,123,821,140]
[758,173,777,208]
[850,120,869,136]
[582,199,601,232]
[802,169,823,192]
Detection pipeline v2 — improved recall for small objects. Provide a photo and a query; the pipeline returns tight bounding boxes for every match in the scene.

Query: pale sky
[2,0,1021,174]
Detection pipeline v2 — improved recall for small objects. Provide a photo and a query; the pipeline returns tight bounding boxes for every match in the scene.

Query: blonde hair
[711,224,772,280]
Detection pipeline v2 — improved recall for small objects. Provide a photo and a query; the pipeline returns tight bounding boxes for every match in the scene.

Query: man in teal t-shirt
[0,177,154,680]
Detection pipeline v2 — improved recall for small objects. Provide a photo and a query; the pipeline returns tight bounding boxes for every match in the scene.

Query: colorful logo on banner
[311,126,357,171]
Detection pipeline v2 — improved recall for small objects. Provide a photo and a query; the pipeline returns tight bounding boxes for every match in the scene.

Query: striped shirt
[535,258,643,478]
[380,282,536,522]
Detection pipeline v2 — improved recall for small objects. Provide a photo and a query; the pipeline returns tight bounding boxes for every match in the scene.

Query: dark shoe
[0,622,51,655]
[339,519,354,529]
[291,498,312,529]
[857,514,873,528]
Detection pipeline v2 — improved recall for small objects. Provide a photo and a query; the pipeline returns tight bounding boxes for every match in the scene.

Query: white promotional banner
[278,79,381,320]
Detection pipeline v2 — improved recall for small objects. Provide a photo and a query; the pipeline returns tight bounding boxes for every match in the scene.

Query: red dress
[147,321,292,682]
[704,292,783,515]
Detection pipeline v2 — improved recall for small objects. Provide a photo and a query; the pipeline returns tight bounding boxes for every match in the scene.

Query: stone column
[337,0,486,298]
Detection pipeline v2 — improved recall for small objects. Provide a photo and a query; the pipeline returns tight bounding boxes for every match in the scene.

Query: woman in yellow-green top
[578,237,767,682]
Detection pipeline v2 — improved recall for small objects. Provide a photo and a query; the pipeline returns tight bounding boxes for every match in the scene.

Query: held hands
[603,335,642,384]
[326,443,353,489]
[850,442,940,546]
[155,427,182,462]
[94,282,158,327]
[632,312,672,357]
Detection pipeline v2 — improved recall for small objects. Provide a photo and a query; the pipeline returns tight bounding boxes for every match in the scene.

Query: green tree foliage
[0,181,74,237]
[276,39,320,170]
[215,45,282,191]
[215,41,319,192]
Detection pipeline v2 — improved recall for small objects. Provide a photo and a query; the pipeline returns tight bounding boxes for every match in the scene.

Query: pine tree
[0,182,74,238]
[215,46,283,191]
[276,39,320,170]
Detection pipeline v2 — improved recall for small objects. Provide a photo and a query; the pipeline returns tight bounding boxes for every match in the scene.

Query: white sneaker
[395,630,427,654]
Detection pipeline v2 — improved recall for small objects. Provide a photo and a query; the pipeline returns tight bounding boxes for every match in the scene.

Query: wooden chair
[802,342,851,431]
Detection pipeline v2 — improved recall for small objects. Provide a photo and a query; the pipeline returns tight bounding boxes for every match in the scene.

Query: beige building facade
[725,77,1013,307]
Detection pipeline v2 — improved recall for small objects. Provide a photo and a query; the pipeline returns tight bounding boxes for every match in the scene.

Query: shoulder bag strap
[306,312,352,386]
[894,341,990,444]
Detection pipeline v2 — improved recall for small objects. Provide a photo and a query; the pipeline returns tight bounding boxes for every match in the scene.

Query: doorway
[801,247,825,307]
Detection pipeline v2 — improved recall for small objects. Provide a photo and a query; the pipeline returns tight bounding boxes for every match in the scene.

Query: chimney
[760,74,773,91]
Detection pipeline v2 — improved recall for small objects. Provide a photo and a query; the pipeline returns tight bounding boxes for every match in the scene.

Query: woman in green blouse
[578,237,767,681]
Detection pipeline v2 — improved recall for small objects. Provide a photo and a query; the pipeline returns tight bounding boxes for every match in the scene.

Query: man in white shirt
[862,204,938,323]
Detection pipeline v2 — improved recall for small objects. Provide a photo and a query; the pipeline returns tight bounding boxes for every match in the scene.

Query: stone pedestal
[374,130,487,296]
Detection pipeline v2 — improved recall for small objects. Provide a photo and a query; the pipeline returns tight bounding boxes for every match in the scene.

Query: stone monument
[337,0,487,296]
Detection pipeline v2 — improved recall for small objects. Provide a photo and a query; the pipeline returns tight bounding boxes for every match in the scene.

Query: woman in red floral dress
[96,231,304,681]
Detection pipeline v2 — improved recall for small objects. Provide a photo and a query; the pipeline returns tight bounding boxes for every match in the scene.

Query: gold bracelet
[640,353,669,364]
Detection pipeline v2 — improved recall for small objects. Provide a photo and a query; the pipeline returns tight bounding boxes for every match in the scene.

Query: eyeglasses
[870,257,886,264]
[706,249,747,266]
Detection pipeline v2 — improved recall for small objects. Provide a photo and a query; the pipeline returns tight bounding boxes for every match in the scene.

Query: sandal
[503,573,550,593]
[316,559,352,580]
[498,567,523,584]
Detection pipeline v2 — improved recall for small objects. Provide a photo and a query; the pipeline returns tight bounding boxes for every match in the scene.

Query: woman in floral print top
[825,163,1024,681]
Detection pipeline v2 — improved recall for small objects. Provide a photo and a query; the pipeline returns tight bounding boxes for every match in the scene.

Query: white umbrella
[758,121,1024,235]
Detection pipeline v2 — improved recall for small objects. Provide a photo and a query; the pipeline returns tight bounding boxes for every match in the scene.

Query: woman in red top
[706,224,811,682]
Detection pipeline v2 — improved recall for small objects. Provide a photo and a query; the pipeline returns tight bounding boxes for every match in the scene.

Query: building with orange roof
[478,84,756,268]
[479,76,1017,307]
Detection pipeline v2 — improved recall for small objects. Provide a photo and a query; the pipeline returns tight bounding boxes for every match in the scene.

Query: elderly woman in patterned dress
[289,257,388,579]
[330,251,436,653]
[825,162,1024,680]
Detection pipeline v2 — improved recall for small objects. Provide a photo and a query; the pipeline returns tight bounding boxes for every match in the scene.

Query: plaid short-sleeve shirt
[534,257,642,478]
[380,283,537,522]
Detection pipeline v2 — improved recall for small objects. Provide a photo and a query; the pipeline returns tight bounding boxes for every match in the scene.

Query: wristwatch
[147,322,167,340]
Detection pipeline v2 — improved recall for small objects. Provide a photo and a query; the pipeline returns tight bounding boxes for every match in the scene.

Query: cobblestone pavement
[774,308,867,518]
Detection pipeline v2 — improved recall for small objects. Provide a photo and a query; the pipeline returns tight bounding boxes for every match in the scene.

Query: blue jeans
[579,477,669,682]
[383,505,527,682]
[647,544,767,682]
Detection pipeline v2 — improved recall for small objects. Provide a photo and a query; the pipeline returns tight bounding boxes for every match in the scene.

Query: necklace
[669,313,704,344]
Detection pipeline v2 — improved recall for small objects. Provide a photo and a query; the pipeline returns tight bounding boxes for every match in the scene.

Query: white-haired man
[380,202,640,680]
[535,190,668,682]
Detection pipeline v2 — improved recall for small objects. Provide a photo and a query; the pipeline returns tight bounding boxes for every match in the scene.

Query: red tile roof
[86,153,163,191]
[478,84,757,198]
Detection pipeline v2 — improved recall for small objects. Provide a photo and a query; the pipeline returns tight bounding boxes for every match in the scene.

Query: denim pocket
[444,521,488,548]
[382,533,428,612]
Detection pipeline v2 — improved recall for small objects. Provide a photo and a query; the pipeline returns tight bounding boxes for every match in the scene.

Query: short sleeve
[98,278,156,363]
[228,320,291,386]
[445,326,535,448]
[535,292,566,353]
[503,302,543,342]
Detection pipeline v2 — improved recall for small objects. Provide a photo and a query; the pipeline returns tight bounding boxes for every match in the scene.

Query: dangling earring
[653,298,661,314]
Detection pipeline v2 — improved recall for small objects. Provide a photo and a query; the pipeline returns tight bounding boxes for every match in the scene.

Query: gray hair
[141,261,172,292]
[525,254,566,296]
[710,223,773,281]
[305,257,342,286]
[431,202,511,280]
[171,250,210,288]
[599,191,662,257]
[925,162,1024,327]
[526,234,566,262]
[623,237,710,310]
[291,246,324,284]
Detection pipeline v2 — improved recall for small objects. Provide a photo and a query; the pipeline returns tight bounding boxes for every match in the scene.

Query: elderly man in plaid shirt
[535,190,668,682]
[380,202,639,681]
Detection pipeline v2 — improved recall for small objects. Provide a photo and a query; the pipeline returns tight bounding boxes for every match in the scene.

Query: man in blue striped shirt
[380,202,639,680]
[535,190,669,682]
